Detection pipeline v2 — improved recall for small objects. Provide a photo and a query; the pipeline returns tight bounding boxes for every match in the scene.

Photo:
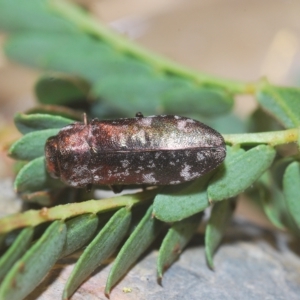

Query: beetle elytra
[45,113,226,192]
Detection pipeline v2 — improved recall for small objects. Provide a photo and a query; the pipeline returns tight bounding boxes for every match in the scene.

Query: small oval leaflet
[45,113,226,190]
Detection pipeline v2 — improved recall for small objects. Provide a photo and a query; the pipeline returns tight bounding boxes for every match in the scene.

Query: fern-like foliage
[1,0,300,299]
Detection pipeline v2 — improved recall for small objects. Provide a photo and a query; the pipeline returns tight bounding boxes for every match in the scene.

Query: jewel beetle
[45,113,226,191]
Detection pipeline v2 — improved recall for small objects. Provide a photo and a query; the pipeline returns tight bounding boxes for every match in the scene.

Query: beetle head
[45,136,60,178]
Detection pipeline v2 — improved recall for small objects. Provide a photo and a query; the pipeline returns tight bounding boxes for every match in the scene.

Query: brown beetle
[45,113,226,191]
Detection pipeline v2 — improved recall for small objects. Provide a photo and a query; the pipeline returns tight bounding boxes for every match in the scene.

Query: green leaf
[26,105,82,120]
[157,212,203,277]
[0,221,67,300]
[60,213,99,258]
[256,81,300,128]
[255,171,300,235]
[161,80,233,117]
[0,228,34,282]
[63,208,132,299]
[8,128,59,160]
[283,161,300,228]
[35,74,90,106]
[298,132,300,151]
[248,108,283,133]
[0,0,76,33]
[250,181,285,230]
[94,76,234,116]
[92,75,166,115]
[4,32,233,116]
[207,145,276,201]
[271,157,293,189]
[205,199,235,269]
[105,205,162,295]
[4,32,129,83]
[153,176,211,223]
[205,112,247,134]
[14,156,64,193]
[14,113,73,134]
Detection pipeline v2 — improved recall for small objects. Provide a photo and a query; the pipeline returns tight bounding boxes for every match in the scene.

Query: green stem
[223,127,299,146]
[50,0,252,94]
[0,189,156,235]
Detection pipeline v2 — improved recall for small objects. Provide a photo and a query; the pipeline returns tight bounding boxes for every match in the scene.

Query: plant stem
[0,189,156,235]
[50,0,252,94]
[223,127,299,146]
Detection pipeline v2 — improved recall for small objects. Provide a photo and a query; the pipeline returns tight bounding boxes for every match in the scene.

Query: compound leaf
[0,227,34,282]
[8,128,59,160]
[205,199,235,269]
[283,161,300,228]
[153,176,211,223]
[256,81,300,128]
[63,208,132,299]
[207,145,276,201]
[157,212,203,277]
[14,156,64,193]
[14,113,73,134]
[0,221,67,300]
[61,213,99,258]
[105,205,162,295]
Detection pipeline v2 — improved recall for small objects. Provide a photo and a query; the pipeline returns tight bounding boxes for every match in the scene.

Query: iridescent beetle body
[45,114,226,189]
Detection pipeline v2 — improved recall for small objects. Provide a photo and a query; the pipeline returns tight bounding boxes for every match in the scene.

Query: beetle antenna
[83,113,88,125]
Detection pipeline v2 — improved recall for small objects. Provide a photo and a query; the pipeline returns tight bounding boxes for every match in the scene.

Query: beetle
[45,113,226,192]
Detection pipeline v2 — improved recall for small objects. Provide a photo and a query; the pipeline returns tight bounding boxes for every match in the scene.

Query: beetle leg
[86,184,93,193]
[109,185,124,194]
[135,112,144,118]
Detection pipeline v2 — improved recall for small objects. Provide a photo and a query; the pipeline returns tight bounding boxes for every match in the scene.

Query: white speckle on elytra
[170,161,175,166]
[180,164,191,180]
[119,133,127,148]
[197,152,204,161]
[177,120,187,131]
[115,169,130,178]
[121,160,129,168]
[186,119,195,123]
[94,175,99,180]
[142,173,157,183]
[155,152,162,159]
[170,180,181,184]
[147,163,156,168]
[139,118,152,127]
[174,115,181,119]
[180,164,200,181]
[134,130,146,144]
[177,120,192,133]
[59,125,74,132]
